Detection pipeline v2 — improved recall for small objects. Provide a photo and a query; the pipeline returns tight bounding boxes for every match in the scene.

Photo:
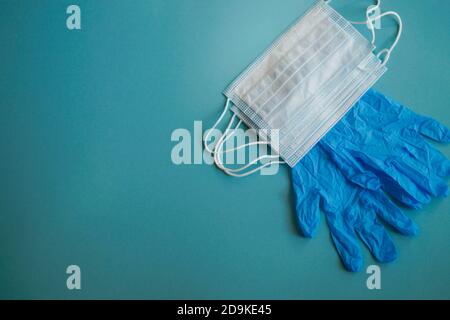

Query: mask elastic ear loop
[365,10,403,66]
[203,98,232,154]
[213,117,284,177]
[325,0,401,65]
[347,0,381,46]
[203,99,271,156]
[204,99,284,177]
[203,99,274,158]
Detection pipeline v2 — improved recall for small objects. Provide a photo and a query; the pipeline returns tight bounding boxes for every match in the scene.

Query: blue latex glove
[321,89,450,209]
[292,89,449,271]
[292,145,418,272]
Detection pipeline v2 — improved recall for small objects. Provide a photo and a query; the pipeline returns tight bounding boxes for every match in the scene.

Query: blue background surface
[0,0,448,299]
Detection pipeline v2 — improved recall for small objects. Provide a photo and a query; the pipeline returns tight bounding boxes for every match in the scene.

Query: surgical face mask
[204,0,403,176]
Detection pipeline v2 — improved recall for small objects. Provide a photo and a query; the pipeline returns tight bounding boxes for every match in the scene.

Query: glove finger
[378,134,449,198]
[399,130,450,178]
[294,189,321,238]
[351,134,448,199]
[291,165,322,238]
[325,210,363,272]
[352,150,433,207]
[354,207,398,263]
[361,190,419,236]
[417,117,450,143]
[391,157,449,198]
[322,132,435,207]
[430,149,450,178]
[360,89,450,143]
[321,140,381,191]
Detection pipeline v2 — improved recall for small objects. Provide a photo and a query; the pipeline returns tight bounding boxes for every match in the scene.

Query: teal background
[0,0,449,299]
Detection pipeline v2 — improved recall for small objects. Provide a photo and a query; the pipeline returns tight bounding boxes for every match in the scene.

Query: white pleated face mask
[204,0,402,176]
